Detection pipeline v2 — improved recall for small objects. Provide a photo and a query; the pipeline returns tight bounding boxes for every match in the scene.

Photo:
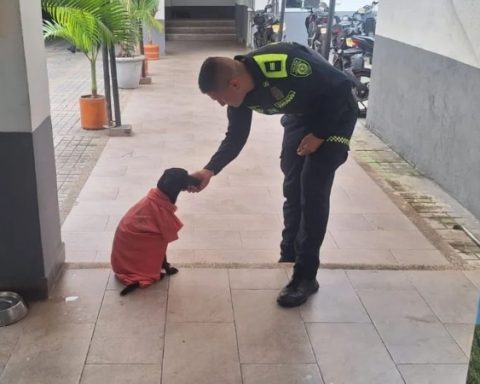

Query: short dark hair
[198,57,235,93]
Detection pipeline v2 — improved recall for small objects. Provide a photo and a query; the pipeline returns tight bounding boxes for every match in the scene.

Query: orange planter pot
[144,43,160,60]
[79,95,107,130]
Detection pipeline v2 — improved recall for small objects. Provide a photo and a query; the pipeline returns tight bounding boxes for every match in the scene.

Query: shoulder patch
[290,58,312,77]
[253,54,288,79]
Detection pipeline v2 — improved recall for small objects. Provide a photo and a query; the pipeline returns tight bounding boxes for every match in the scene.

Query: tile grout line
[343,270,407,383]
[77,270,111,384]
[227,269,245,384]
[405,271,472,361]
[160,275,171,384]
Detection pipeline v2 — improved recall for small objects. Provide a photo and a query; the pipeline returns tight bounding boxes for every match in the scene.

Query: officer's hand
[297,134,325,156]
[188,169,214,192]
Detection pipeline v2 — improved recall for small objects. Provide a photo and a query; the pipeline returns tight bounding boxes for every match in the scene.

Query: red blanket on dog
[111,188,183,287]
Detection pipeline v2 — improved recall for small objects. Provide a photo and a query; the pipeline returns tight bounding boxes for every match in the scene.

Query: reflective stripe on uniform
[253,54,288,79]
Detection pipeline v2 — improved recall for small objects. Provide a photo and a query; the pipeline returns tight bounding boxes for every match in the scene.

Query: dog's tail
[120,282,140,296]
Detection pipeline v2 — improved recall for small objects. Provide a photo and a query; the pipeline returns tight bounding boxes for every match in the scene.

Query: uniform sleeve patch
[253,54,288,79]
[290,58,312,77]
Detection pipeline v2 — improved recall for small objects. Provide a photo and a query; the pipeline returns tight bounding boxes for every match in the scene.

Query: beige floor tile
[77,183,119,201]
[23,269,109,325]
[330,194,401,214]
[232,290,315,364]
[80,364,161,384]
[62,214,109,232]
[68,201,136,216]
[445,323,475,357]
[65,250,98,262]
[163,322,241,384]
[357,288,438,323]
[374,320,467,364]
[229,269,289,290]
[167,269,233,323]
[0,323,94,384]
[104,214,123,231]
[331,230,436,250]
[87,290,167,364]
[327,213,375,231]
[300,272,370,323]
[63,231,114,253]
[189,249,279,264]
[94,250,112,262]
[407,271,478,323]
[171,229,242,251]
[363,213,418,231]
[240,230,282,250]
[347,270,417,291]
[321,248,398,265]
[189,213,282,231]
[242,364,323,384]
[0,326,22,366]
[87,324,164,364]
[307,323,404,384]
[90,164,128,177]
[397,364,468,384]
[464,270,480,287]
[391,250,450,266]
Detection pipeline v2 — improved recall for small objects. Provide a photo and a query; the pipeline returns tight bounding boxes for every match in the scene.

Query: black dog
[111,168,200,296]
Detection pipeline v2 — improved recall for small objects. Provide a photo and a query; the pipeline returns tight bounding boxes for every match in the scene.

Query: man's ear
[229,77,242,90]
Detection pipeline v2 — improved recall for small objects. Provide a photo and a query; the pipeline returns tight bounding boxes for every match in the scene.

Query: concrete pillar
[0,0,64,300]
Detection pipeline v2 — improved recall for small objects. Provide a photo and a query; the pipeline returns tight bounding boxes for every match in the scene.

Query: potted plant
[117,0,163,88]
[42,0,131,129]
[142,0,163,61]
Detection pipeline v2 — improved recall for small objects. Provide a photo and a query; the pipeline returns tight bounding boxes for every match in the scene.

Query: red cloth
[111,188,183,287]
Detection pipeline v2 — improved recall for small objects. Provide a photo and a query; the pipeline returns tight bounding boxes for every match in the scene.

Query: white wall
[376,0,480,69]
[335,0,370,12]
[0,0,50,133]
[166,0,236,5]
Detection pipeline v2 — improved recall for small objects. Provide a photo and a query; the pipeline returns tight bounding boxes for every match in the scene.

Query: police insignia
[290,58,312,77]
[270,87,284,100]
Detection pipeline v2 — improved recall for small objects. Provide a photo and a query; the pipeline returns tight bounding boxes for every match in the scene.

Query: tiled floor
[2,41,477,383]
[62,41,450,269]
[0,268,476,383]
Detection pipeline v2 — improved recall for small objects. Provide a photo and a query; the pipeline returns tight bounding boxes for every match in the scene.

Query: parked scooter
[351,1,379,36]
[252,4,280,48]
[331,33,373,117]
[305,3,328,53]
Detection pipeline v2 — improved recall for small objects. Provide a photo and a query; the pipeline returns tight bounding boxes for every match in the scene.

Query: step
[166,26,236,34]
[167,19,235,28]
[166,33,237,41]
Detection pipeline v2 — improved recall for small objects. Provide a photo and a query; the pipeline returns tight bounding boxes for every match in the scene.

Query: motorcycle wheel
[352,68,370,118]
[254,32,265,48]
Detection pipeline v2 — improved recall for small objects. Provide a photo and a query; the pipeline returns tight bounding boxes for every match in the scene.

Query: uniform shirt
[111,188,183,287]
[204,42,357,175]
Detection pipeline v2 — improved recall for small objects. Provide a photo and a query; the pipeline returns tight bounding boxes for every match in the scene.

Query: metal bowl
[0,292,28,327]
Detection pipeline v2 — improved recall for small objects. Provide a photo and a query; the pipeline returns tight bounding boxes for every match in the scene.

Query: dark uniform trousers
[280,113,356,280]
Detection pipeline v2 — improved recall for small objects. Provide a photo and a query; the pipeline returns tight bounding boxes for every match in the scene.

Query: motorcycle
[351,1,379,36]
[331,34,374,117]
[252,4,280,48]
[305,2,331,54]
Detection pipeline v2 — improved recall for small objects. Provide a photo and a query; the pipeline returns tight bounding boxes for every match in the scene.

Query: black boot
[277,277,319,307]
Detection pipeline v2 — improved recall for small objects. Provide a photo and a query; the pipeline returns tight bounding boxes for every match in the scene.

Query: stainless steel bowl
[0,292,28,327]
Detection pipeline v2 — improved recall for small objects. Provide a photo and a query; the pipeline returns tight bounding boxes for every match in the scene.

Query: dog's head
[157,168,200,204]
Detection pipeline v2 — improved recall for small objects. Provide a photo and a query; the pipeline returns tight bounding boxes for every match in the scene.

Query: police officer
[191,42,358,307]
